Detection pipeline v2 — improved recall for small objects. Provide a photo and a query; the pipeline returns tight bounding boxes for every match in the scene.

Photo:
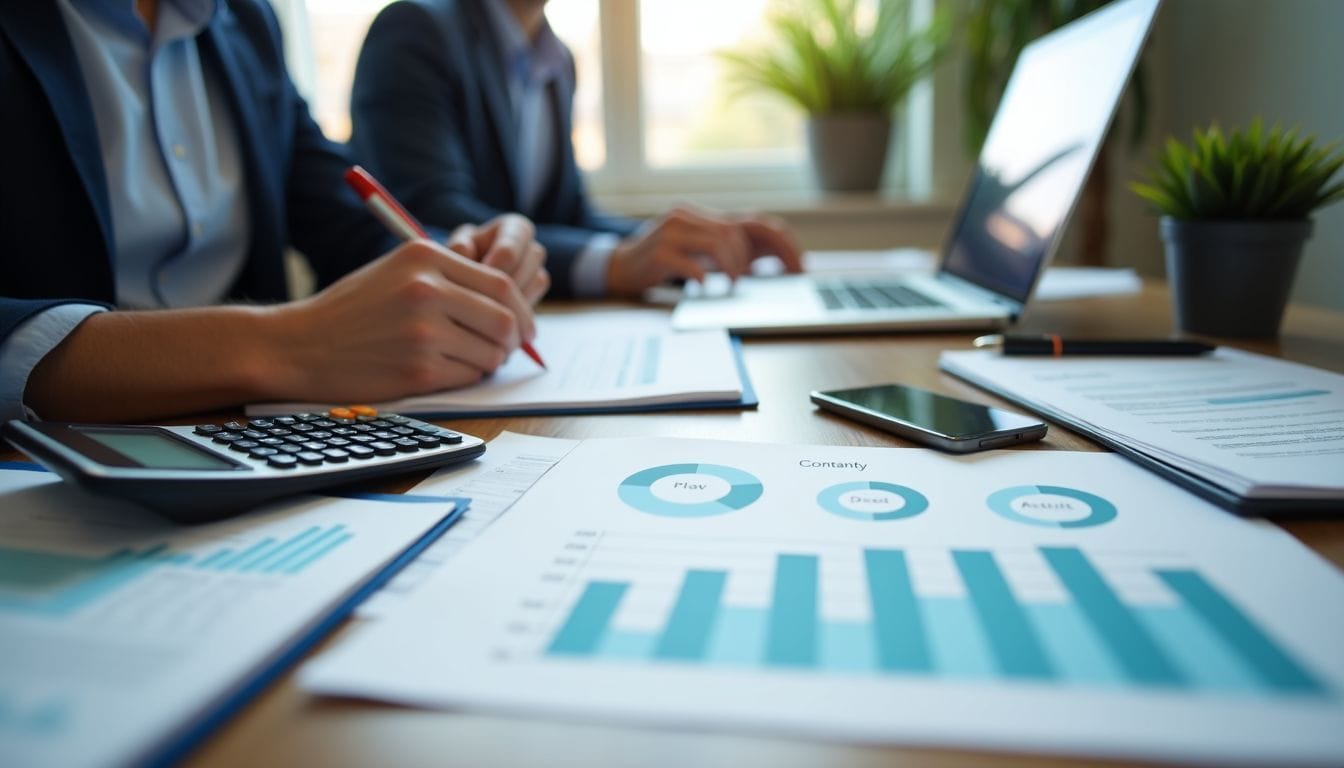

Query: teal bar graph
[1157,569,1324,693]
[0,544,187,617]
[1041,547,1183,686]
[541,544,1326,698]
[766,554,819,667]
[191,526,349,575]
[954,550,1054,680]
[864,549,931,672]
[655,570,727,660]
[549,581,629,655]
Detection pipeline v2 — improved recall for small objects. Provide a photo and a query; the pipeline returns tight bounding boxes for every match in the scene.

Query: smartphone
[810,384,1047,453]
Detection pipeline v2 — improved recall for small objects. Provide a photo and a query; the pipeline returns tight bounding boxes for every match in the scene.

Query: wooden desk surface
[19,284,1344,767]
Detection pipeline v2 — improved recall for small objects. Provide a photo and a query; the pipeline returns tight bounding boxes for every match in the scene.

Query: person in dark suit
[350,0,804,300]
[0,0,549,423]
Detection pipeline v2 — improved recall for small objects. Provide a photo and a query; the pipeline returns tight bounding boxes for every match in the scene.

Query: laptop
[671,0,1161,335]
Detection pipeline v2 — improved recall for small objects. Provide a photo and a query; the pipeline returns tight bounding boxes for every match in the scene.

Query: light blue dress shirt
[0,0,250,420]
[481,0,615,297]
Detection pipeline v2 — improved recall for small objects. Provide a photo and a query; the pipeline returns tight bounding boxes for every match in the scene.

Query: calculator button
[230,440,260,452]
[367,419,391,428]
[331,427,357,436]
[414,434,441,447]
[194,424,223,436]
[276,443,304,454]
[328,407,355,420]
[307,430,333,440]
[291,422,314,433]
[274,416,297,425]
[248,446,279,458]
[321,448,350,462]
[267,454,299,469]
[412,425,440,436]
[311,419,336,428]
[213,433,244,445]
[242,429,267,440]
[247,418,275,430]
[258,437,286,447]
[439,431,464,444]
[267,427,293,436]
[222,420,248,432]
[283,434,310,445]
[383,414,410,424]
[295,412,322,422]
[371,430,397,440]
[349,405,378,417]
[350,434,376,444]
[392,437,420,452]
[326,437,351,447]
[347,445,376,459]
[350,423,375,433]
[369,441,397,456]
[330,417,356,426]
[301,441,326,452]
[390,426,415,436]
[296,451,325,465]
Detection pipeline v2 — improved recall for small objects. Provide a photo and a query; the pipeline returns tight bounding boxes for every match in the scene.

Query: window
[294,0,938,206]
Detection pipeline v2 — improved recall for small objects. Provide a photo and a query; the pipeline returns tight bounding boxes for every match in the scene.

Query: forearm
[25,305,294,423]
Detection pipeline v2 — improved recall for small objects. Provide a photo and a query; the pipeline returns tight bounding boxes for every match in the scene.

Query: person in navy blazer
[0,0,547,423]
[351,0,804,299]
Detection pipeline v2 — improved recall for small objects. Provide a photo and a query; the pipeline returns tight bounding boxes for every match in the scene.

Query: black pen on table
[973,333,1216,357]
[344,165,547,370]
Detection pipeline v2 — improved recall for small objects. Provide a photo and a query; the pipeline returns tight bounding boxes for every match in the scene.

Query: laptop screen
[940,0,1158,304]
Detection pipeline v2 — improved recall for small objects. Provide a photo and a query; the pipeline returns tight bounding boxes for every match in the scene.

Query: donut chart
[987,485,1117,528]
[816,481,929,521]
[618,463,764,517]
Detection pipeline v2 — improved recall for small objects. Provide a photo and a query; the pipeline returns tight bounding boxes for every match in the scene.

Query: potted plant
[720,0,950,192]
[1131,120,1344,337]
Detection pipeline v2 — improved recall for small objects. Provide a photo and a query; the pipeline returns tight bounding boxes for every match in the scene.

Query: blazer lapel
[0,3,113,258]
[462,0,521,203]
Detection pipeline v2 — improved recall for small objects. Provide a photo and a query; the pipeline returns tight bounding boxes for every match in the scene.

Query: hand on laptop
[605,206,804,297]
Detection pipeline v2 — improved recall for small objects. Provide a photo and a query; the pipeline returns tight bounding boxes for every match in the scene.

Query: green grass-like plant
[1131,120,1344,220]
[719,0,951,116]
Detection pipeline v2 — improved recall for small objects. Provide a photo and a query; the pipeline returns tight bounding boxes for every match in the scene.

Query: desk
[14,284,1344,768]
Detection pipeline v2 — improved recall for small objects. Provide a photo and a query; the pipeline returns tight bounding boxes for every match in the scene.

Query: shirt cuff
[568,233,620,298]
[0,304,108,422]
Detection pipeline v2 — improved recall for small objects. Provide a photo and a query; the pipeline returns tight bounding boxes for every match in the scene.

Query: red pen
[344,165,546,370]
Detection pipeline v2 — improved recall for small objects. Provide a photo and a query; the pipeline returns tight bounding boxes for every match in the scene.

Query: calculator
[2,408,485,523]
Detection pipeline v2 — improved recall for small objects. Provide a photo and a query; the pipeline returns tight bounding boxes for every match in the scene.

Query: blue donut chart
[987,485,1117,528]
[618,463,764,517]
[817,481,929,522]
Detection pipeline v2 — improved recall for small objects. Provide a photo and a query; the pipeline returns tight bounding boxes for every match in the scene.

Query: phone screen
[820,385,1041,437]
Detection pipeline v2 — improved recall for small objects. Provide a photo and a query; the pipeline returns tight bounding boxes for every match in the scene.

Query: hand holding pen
[345,166,547,369]
[974,334,1215,357]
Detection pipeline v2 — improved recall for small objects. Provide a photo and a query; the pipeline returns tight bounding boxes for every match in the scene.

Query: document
[248,311,747,417]
[940,348,1344,507]
[302,437,1344,766]
[358,433,578,618]
[0,467,456,768]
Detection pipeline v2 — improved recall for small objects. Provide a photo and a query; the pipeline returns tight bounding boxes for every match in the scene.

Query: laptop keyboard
[815,281,946,311]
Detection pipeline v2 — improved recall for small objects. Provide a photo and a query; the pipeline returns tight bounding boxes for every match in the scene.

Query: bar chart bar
[863,549,931,672]
[283,533,354,574]
[1157,569,1324,694]
[549,581,628,656]
[245,526,322,572]
[954,550,1054,680]
[766,554,819,667]
[264,526,345,573]
[1041,547,1183,686]
[194,550,232,569]
[215,538,275,570]
[654,570,727,660]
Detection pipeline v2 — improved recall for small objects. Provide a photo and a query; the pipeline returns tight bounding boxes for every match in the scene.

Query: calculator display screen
[81,428,237,470]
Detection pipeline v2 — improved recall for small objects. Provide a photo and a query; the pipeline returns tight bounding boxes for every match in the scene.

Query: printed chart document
[940,348,1344,512]
[303,437,1344,766]
[249,311,747,417]
[0,467,457,768]
[359,432,578,618]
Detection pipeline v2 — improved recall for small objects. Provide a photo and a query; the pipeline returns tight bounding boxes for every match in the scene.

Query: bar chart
[192,524,353,574]
[538,533,1326,697]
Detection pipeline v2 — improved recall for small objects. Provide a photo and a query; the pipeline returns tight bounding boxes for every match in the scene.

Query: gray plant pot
[806,114,892,192]
[1160,216,1312,338]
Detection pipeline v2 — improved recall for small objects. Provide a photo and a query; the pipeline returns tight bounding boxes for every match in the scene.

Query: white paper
[358,433,578,618]
[940,348,1344,499]
[302,437,1344,766]
[0,468,453,768]
[1033,267,1141,300]
[248,311,742,416]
